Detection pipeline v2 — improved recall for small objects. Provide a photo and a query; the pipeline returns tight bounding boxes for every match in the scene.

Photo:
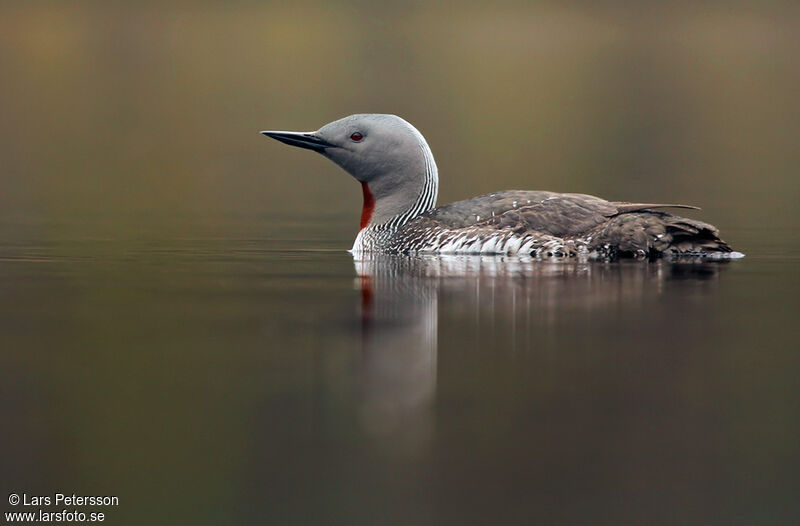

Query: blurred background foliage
[0,0,798,241]
[1,4,799,524]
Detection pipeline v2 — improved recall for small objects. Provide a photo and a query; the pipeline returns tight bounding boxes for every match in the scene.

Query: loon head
[261,114,438,227]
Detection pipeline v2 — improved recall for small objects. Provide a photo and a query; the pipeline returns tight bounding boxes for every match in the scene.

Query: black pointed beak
[260,130,335,152]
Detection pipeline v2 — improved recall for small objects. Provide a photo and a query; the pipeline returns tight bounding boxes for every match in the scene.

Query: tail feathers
[592,212,733,257]
[663,218,732,254]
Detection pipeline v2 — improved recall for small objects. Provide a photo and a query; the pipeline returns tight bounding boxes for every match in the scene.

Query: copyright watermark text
[5,493,118,523]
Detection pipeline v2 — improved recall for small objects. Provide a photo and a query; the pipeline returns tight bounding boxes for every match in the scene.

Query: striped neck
[351,137,438,253]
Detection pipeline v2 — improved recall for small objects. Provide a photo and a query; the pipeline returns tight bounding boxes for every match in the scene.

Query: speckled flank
[389,223,592,258]
[358,190,739,260]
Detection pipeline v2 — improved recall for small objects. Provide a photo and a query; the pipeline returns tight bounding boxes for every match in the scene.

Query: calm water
[1,218,797,525]
[2,3,800,523]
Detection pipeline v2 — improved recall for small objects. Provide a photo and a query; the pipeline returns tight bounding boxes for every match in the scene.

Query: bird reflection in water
[354,255,439,451]
[352,254,728,449]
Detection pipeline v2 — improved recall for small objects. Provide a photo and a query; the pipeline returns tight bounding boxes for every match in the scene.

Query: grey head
[261,114,438,226]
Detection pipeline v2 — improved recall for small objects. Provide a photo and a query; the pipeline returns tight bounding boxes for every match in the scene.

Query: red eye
[350,132,364,142]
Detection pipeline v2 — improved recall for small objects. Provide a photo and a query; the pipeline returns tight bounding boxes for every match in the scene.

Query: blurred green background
[1,1,798,242]
[1,2,799,525]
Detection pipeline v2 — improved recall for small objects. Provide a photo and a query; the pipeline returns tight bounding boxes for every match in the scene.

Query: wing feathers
[409,191,732,257]
[612,203,701,215]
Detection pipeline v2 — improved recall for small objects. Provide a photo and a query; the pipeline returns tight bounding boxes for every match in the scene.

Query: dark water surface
[1,219,797,525]
[2,2,799,524]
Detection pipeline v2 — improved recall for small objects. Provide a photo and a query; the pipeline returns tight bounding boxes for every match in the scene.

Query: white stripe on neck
[351,127,438,253]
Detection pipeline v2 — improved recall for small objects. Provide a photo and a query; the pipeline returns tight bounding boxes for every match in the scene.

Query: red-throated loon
[262,114,742,259]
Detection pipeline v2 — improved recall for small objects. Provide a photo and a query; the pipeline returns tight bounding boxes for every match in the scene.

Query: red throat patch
[360,182,375,230]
